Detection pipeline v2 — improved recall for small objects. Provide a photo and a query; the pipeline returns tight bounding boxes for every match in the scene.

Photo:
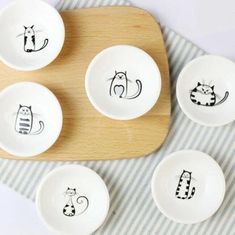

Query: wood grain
[0,7,170,160]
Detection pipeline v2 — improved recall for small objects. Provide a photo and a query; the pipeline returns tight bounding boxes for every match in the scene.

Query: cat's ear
[124,71,127,75]
[197,82,201,86]
[31,25,34,29]
[115,70,118,75]
[29,106,32,110]
[211,85,214,90]
[19,104,22,108]
[23,26,27,30]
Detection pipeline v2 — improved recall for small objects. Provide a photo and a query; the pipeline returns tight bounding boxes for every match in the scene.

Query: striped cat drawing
[175,170,195,200]
[15,105,44,135]
[63,187,89,217]
[190,82,229,106]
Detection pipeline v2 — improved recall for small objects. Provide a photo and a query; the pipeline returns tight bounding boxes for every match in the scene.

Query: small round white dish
[36,165,110,235]
[85,45,161,120]
[0,82,63,157]
[0,0,65,71]
[177,55,235,126]
[151,150,225,224]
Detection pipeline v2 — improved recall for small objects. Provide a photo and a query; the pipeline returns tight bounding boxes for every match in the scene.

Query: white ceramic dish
[85,45,161,120]
[177,55,235,126]
[0,0,65,71]
[151,150,225,224]
[36,165,110,235]
[0,82,63,157]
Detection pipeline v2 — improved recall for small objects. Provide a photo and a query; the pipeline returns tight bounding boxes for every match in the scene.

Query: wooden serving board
[0,7,170,160]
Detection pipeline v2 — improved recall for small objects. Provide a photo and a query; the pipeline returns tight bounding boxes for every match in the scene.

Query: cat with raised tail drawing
[175,170,195,200]
[63,188,89,217]
[109,71,142,99]
[190,82,229,106]
[23,25,49,53]
[15,105,44,135]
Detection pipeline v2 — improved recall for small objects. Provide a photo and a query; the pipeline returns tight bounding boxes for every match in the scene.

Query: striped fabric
[0,1,234,235]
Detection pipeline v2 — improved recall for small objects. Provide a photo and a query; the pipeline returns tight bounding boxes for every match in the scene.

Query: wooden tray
[0,7,170,160]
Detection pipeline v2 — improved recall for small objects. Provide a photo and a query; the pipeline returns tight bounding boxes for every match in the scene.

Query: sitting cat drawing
[175,170,195,200]
[109,71,142,99]
[190,82,229,106]
[23,25,49,52]
[63,187,89,217]
[16,25,49,53]
[15,105,44,135]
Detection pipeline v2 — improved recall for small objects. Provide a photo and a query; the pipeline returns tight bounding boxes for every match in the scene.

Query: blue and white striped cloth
[0,1,234,234]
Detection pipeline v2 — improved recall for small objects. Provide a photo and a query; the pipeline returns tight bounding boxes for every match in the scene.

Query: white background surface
[0,184,51,235]
[132,0,235,61]
[0,0,234,234]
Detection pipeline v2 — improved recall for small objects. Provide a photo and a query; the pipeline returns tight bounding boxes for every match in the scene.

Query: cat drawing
[190,82,229,106]
[109,71,142,99]
[175,170,195,200]
[15,105,44,135]
[23,25,49,52]
[63,187,89,217]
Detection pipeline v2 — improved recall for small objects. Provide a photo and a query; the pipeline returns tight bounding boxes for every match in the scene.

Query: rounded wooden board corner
[0,6,171,161]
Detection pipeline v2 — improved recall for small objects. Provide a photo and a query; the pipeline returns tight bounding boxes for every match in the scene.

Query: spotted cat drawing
[190,82,229,106]
[16,25,49,53]
[108,71,142,99]
[15,105,44,135]
[175,170,195,200]
[63,187,89,217]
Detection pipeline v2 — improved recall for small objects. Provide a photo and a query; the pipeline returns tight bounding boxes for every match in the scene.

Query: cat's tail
[30,121,44,135]
[187,187,195,199]
[125,80,142,99]
[75,196,89,216]
[215,91,229,106]
[33,39,49,52]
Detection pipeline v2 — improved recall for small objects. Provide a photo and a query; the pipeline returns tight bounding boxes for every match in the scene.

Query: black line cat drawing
[63,187,89,217]
[190,82,229,106]
[108,71,142,99]
[175,170,195,200]
[15,105,44,135]
[16,25,49,53]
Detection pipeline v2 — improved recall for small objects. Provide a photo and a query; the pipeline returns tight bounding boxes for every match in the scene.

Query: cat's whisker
[32,113,41,117]
[16,33,24,38]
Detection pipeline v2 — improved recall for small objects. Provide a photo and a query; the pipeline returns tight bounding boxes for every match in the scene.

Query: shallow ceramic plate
[36,165,110,235]
[151,150,225,224]
[0,0,64,71]
[85,45,161,120]
[177,55,235,126]
[0,82,63,157]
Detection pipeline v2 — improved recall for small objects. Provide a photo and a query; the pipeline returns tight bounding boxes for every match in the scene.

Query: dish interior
[152,151,225,223]
[177,55,235,126]
[0,0,64,70]
[0,82,62,157]
[86,45,161,120]
[36,165,110,235]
